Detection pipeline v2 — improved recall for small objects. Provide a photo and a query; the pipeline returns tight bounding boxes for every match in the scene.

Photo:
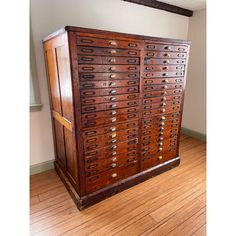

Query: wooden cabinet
[43,26,190,210]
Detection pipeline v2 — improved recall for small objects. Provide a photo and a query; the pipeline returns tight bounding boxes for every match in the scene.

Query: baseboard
[181,127,206,142]
[30,160,54,175]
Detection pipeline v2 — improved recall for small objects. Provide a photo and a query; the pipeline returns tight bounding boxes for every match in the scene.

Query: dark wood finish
[43,26,190,210]
[123,0,193,17]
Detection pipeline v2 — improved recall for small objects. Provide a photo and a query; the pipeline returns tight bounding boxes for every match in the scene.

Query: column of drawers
[76,36,141,193]
[141,41,187,171]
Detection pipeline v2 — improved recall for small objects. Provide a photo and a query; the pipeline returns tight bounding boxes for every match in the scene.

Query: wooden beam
[123,0,193,17]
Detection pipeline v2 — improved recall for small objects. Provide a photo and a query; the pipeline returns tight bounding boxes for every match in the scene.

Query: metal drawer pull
[111,163,117,168]
[81,48,93,53]
[110,127,116,132]
[109,49,117,54]
[111,145,117,149]
[162,102,166,106]
[109,82,116,86]
[110,90,116,94]
[112,151,117,156]
[163,85,168,89]
[109,41,117,46]
[158,156,163,160]
[111,173,117,178]
[111,140,117,144]
[159,137,164,141]
[164,53,170,57]
[159,147,163,151]
[162,79,168,83]
[82,83,94,88]
[161,116,166,120]
[111,111,117,115]
[162,97,167,101]
[110,74,116,78]
[129,43,137,47]
[164,46,171,50]
[81,57,93,62]
[178,47,186,51]
[162,73,168,77]
[162,67,168,70]
[177,54,184,57]
[109,58,116,63]
[128,51,138,55]
[82,66,94,71]
[162,91,167,95]
[161,108,166,113]
[111,117,116,122]
[111,133,116,138]
[160,122,165,126]
[81,38,94,44]
[112,157,117,162]
[110,97,116,101]
[163,60,169,64]
[110,104,117,108]
[160,127,165,131]
[110,67,116,71]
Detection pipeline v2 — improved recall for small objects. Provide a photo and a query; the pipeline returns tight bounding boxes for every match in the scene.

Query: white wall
[30,0,189,165]
[182,9,206,134]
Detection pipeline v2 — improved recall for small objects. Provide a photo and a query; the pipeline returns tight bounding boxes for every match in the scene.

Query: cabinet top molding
[43,26,191,44]
[123,0,193,17]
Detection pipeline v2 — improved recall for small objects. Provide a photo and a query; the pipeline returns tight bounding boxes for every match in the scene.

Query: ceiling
[157,0,206,11]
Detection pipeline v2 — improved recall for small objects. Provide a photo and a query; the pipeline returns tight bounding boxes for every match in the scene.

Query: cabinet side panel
[55,46,73,122]
[43,33,79,191]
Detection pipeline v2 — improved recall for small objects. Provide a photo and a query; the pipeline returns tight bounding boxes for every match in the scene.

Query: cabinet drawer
[145,58,186,65]
[77,36,141,49]
[82,120,139,138]
[79,72,139,81]
[82,107,138,120]
[81,93,139,105]
[84,128,138,151]
[142,127,179,140]
[142,137,178,150]
[78,46,140,57]
[85,155,138,177]
[85,139,138,158]
[79,65,140,73]
[143,89,183,98]
[144,77,184,85]
[145,51,186,58]
[144,71,184,78]
[141,150,178,171]
[145,43,187,52]
[82,100,139,113]
[86,162,138,194]
[80,86,138,97]
[80,79,139,89]
[143,101,181,110]
[144,65,184,72]
[144,83,183,92]
[78,55,140,65]
[143,95,182,105]
[82,112,139,128]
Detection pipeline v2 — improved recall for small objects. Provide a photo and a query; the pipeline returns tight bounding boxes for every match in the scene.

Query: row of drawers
[77,35,187,52]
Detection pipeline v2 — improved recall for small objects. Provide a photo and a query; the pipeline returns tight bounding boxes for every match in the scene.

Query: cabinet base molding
[55,157,180,210]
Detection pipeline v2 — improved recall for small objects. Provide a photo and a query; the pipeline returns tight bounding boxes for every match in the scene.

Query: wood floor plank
[30,135,206,236]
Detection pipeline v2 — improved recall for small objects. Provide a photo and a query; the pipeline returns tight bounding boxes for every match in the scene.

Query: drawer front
[82,100,139,113]
[145,51,186,58]
[84,128,138,151]
[80,79,139,89]
[82,113,139,128]
[145,43,187,52]
[145,58,186,65]
[144,77,184,85]
[143,102,181,112]
[77,36,141,49]
[86,162,138,193]
[144,83,183,92]
[143,95,182,105]
[85,139,138,158]
[144,65,184,72]
[79,72,139,81]
[141,150,178,171]
[142,127,179,140]
[79,65,140,73]
[141,137,178,150]
[82,107,139,120]
[81,93,139,105]
[80,86,138,97]
[85,155,138,177]
[143,89,183,98]
[78,46,140,57]
[144,71,184,78]
[82,120,139,138]
[78,56,140,65]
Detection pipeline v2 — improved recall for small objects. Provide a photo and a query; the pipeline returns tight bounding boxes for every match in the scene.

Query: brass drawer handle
[111,145,117,149]
[164,53,170,57]
[159,137,164,141]
[109,41,117,46]
[109,82,116,86]
[162,73,168,77]
[110,90,116,94]
[161,116,166,120]
[163,60,169,64]
[128,51,138,55]
[111,117,117,122]
[111,163,117,168]
[81,56,93,62]
[110,97,116,101]
[162,97,167,101]
[110,74,116,79]
[163,85,168,89]
[109,58,116,63]
[110,67,116,71]
[81,38,94,44]
[178,47,186,51]
[112,157,117,162]
[81,74,95,80]
[81,48,94,53]
[84,106,96,111]
[128,88,137,92]
[177,54,184,57]
[110,104,117,108]
[111,151,117,156]
[82,83,94,88]
[81,66,94,71]
[129,42,137,47]
[162,67,168,70]
[111,133,116,138]
[109,49,117,54]
[111,173,117,178]
[111,139,117,144]
[158,155,163,160]
[110,127,116,132]
[164,46,171,50]
[111,111,117,115]
[162,79,168,83]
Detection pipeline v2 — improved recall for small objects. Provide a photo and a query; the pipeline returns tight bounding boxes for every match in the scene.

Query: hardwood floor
[30,134,206,236]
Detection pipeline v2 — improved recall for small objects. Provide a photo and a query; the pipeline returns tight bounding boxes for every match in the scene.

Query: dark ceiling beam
[123,0,193,17]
